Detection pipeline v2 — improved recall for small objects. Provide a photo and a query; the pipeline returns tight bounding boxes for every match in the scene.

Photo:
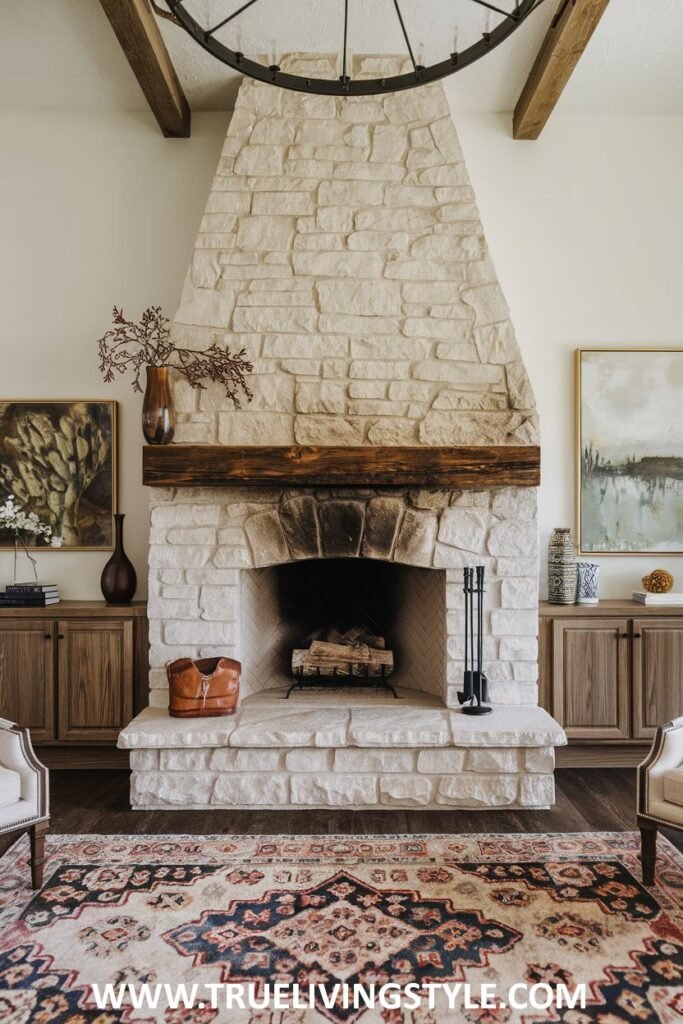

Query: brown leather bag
[167,657,241,718]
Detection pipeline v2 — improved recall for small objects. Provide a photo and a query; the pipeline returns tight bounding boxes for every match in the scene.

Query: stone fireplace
[118,56,565,808]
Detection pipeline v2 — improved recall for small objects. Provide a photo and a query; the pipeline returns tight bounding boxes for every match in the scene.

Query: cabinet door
[552,618,630,740]
[57,620,133,742]
[0,619,55,742]
[632,617,683,739]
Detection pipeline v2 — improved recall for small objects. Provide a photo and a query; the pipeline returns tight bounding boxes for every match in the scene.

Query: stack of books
[0,583,60,607]
[632,591,683,606]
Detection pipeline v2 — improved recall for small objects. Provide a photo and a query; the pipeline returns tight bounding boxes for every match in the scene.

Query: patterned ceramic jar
[577,561,600,604]
[547,528,578,604]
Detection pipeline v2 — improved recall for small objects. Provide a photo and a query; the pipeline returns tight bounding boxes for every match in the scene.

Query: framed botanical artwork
[0,400,117,551]
[576,349,683,554]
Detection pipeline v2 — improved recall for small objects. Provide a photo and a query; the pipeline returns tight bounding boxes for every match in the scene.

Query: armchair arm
[638,716,683,820]
[0,720,49,820]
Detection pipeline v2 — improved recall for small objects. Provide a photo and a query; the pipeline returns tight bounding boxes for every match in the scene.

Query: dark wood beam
[99,0,190,138]
[513,0,610,140]
[143,445,541,488]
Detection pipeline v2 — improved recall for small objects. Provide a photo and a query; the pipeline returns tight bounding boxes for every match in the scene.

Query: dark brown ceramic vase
[100,514,137,605]
[142,365,175,444]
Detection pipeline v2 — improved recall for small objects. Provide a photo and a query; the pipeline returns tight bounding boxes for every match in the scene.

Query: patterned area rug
[0,833,681,1023]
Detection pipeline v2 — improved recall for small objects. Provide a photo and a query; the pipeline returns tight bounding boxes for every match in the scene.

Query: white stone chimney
[170,55,538,450]
[123,58,564,812]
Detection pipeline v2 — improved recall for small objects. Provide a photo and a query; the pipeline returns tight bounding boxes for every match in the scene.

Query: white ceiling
[1,0,683,116]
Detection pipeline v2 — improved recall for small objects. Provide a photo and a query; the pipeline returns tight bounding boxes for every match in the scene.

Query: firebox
[240,558,446,702]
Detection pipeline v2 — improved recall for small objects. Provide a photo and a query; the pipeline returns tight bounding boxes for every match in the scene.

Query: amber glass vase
[142,365,175,444]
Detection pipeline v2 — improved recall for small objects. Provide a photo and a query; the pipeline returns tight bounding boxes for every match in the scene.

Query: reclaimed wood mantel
[142,445,541,488]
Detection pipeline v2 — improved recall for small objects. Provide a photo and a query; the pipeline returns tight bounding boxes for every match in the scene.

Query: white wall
[1,107,681,599]
[0,110,228,598]
[455,112,683,597]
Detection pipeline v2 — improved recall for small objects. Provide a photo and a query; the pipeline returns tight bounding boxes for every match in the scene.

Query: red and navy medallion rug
[0,833,681,1023]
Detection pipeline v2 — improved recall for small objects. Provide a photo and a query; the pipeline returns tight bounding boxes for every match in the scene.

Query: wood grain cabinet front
[551,618,630,740]
[632,617,683,740]
[0,619,55,743]
[57,620,134,743]
[0,602,147,749]
[540,602,683,761]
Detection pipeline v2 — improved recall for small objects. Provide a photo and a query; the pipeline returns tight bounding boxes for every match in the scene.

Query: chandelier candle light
[154,0,548,96]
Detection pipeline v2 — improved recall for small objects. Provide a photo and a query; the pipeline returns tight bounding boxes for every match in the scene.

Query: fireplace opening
[241,559,447,704]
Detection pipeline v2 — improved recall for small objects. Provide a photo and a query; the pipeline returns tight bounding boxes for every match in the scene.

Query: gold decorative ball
[642,569,675,593]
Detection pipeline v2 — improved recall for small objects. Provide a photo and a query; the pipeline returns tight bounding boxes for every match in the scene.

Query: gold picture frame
[0,400,117,551]
[576,349,683,555]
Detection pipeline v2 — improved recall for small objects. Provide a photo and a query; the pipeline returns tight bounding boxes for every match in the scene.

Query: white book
[632,591,683,605]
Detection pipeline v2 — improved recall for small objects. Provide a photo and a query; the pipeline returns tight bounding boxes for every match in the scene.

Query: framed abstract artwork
[577,349,683,554]
[0,400,117,551]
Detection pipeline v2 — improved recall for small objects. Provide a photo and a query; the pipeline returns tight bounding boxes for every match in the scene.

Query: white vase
[577,561,600,604]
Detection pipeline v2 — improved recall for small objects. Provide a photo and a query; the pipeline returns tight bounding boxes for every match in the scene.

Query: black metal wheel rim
[162,0,547,96]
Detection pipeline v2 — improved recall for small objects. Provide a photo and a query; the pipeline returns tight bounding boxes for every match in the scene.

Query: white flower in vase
[0,494,55,582]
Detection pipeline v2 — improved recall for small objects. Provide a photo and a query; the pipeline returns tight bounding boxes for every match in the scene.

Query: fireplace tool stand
[458,565,492,716]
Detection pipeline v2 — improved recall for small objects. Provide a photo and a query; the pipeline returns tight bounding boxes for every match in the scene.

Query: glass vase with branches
[97,306,254,407]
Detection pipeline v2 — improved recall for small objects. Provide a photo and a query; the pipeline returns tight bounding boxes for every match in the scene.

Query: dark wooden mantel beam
[143,445,541,488]
[99,0,190,138]
[513,0,611,140]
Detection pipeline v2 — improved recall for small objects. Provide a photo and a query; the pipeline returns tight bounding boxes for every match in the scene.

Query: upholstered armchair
[0,719,49,887]
[637,715,683,885]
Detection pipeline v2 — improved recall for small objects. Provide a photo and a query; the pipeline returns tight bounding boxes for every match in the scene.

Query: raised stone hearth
[120,695,565,810]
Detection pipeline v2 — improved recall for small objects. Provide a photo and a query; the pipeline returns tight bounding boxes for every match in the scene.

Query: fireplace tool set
[458,565,493,716]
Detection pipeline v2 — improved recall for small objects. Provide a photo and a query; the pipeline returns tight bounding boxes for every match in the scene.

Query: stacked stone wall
[171,57,538,448]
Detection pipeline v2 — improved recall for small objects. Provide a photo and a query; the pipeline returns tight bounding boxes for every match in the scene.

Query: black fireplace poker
[458,565,492,716]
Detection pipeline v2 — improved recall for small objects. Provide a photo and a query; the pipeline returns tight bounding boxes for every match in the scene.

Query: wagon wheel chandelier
[155,0,548,96]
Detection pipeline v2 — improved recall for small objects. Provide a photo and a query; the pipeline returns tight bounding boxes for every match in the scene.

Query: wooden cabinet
[0,619,55,743]
[632,618,683,739]
[552,618,630,740]
[57,619,134,743]
[541,601,683,764]
[0,602,147,753]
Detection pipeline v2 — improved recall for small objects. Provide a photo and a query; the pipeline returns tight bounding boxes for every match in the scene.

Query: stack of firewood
[292,625,394,678]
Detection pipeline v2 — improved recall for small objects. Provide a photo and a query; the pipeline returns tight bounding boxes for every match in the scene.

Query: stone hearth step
[119,691,565,811]
[119,691,564,750]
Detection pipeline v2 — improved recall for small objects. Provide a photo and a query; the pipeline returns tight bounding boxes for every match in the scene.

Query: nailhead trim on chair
[0,722,49,835]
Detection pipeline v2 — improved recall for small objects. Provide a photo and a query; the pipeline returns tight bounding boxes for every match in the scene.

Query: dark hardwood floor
[5,767,679,852]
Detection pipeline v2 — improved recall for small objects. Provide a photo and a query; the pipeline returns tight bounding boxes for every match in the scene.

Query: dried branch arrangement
[98,306,253,406]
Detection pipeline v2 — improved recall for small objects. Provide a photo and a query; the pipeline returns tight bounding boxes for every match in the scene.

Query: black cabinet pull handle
[620,633,628,638]
[58,633,64,640]
[44,634,51,640]
[633,632,642,638]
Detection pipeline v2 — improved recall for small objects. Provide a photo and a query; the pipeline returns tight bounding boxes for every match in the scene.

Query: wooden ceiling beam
[513,0,611,140]
[99,0,190,138]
